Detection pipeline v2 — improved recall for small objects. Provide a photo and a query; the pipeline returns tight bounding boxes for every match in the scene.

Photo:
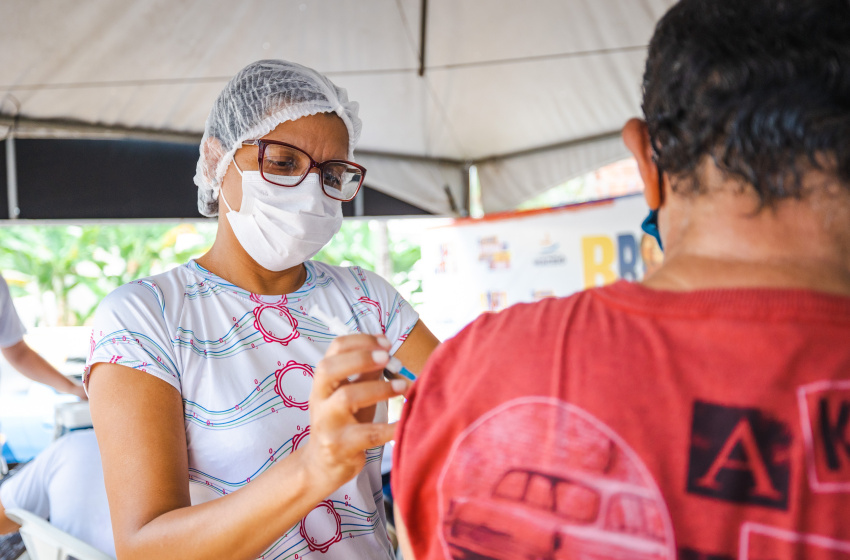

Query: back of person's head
[643,0,850,205]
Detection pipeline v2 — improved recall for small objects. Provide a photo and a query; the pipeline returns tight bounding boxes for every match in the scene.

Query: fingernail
[377,336,391,349]
[372,350,389,364]
[391,379,408,393]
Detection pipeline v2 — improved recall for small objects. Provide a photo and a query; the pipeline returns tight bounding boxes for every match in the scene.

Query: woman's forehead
[261,114,348,156]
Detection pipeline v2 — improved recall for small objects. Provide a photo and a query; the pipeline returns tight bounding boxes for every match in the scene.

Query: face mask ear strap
[220,187,235,213]
[640,163,664,251]
[219,156,247,214]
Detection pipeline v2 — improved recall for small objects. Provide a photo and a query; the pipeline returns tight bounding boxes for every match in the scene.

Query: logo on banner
[435,243,456,274]
[482,291,508,312]
[478,236,511,270]
[686,400,791,510]
[797,381,850,491]
[533,233,567,266]
[582,233,641,287]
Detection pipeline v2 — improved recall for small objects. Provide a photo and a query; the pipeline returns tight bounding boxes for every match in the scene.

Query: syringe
[310,306,417,382]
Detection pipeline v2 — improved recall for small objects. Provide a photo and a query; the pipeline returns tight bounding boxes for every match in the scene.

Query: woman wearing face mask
[85,60,440,560]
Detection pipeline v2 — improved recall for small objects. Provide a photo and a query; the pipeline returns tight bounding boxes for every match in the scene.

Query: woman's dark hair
[642,0,850,204]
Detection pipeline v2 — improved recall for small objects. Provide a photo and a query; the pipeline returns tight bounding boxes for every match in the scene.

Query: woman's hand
[304,334,410,495]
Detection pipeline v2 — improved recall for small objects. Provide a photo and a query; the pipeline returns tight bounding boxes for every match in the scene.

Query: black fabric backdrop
[0,139,429,220]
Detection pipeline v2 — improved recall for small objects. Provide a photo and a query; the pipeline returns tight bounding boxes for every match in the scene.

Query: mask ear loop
[640,163,665,250]
[220,159,245,213]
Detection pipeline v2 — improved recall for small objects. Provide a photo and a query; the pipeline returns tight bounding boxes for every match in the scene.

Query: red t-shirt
[394,281,850,560]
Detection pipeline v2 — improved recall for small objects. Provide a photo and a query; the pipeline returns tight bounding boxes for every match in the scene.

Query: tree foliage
[0,220,421,326]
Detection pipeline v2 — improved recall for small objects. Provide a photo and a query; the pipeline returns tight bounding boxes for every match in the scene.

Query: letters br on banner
[419,194,649,339]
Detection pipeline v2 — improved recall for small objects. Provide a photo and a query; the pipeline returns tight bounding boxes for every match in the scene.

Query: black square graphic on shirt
[686,400,791,510]
[680,548,734,560]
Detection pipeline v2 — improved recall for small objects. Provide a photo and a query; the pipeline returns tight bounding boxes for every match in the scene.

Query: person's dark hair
[642,0,850,204]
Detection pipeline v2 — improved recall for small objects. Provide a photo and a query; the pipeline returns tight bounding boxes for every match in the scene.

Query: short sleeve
[0,274,26,348]
[355,267,420,355]
[85,279,181,394]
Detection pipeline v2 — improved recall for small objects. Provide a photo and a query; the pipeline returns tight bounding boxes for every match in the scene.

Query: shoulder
[448,293,588,350]
[97,265,191,319]
[91,266,194,343]
[419,292,603,382]
[309,261,396,294]
[310,261,383,284]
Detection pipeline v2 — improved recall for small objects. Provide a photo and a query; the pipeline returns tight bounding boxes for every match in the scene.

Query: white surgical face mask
[220,162,343,272]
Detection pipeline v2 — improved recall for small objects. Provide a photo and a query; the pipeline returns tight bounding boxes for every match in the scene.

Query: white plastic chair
[4,509,113,560]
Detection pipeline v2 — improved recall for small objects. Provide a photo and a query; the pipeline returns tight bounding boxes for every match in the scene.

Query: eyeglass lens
[261,144,362,201]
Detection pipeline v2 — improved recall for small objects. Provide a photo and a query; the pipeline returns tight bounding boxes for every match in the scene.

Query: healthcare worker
[0,272,86,400]
[85,60,439,560]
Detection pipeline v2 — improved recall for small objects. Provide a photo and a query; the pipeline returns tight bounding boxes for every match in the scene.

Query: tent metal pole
[418,0,428,77]
[461,163,471,217]
[5,134,19,219]
[354,186,365,217]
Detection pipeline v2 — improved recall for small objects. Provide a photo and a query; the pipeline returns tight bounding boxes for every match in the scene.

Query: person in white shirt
[0,430,114,557]
[86,60,440,560]
[0,274,86,400]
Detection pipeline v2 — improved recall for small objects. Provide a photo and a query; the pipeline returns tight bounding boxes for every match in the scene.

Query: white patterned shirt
[86,260,418,560]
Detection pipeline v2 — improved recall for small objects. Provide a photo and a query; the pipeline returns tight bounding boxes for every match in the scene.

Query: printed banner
[419,194,650,339]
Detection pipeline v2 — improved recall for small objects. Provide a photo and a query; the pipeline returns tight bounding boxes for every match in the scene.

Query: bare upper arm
[87,363,190,546]
[393,320,440,375]
[0,498,21,534]
[0,340,28,366]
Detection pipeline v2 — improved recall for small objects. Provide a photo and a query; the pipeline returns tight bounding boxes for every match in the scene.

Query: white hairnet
[193,59,362,217]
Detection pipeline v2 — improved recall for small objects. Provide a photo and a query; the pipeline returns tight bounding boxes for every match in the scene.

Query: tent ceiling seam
[434,44,647,71]
[0,45,649,92]
[393,0,423,64]
[474,129,625,165]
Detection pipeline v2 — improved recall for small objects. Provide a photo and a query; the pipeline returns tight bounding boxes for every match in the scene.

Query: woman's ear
[622,118,662,210]
[201,136,225,187]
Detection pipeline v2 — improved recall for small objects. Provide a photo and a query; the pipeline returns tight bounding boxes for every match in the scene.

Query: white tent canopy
[0,0,674,215]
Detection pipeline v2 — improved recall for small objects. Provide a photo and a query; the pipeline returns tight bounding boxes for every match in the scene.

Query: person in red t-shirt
[312,0,850,558]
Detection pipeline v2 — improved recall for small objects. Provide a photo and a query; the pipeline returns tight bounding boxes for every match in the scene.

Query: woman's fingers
[327,378,410,417]
[314,345,392,400]
[342,422,398,451]
[305,333,404,488]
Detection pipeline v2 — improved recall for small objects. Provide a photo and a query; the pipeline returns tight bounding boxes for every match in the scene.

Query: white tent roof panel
[0,0,675,215]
